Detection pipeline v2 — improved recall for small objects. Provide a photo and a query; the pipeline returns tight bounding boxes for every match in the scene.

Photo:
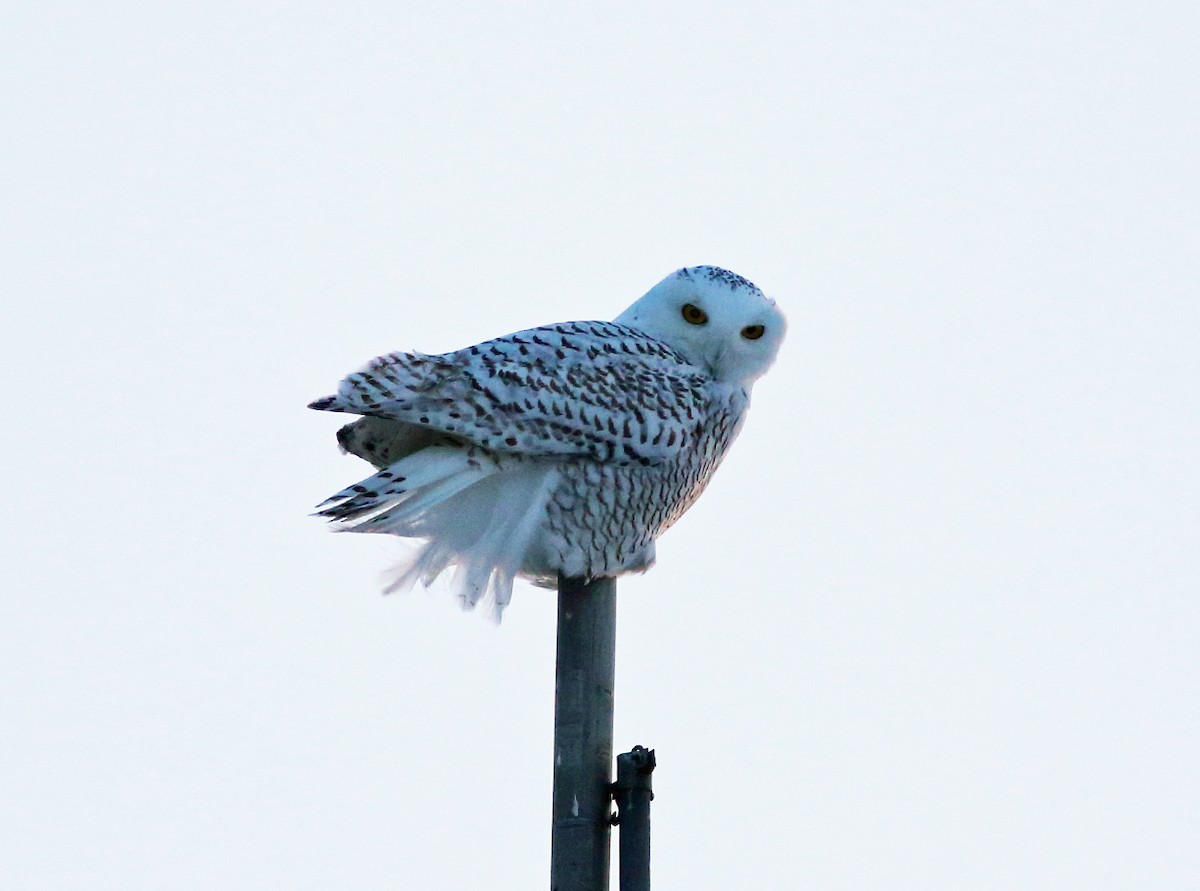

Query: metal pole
[551,575,617,891]
[614,746,655,891]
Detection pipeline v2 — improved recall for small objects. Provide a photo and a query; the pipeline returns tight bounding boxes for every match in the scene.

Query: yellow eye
[741,324,765,340]
[681,303,708,325]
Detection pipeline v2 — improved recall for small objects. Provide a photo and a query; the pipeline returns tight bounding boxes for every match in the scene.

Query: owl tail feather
[380,466,561,622]
[316,447,560,622]
[314,447,490,522]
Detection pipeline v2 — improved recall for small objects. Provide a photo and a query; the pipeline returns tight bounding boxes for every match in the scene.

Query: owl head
[615,266,786,386]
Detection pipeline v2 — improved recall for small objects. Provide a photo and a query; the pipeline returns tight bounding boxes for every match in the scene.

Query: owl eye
[741,324,765,340]
[681,303,708,325]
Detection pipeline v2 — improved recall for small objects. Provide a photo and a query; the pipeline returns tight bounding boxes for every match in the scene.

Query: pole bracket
[613,745,656,890]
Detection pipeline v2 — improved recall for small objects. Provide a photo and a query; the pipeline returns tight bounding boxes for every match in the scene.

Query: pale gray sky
[3,2,1198,888]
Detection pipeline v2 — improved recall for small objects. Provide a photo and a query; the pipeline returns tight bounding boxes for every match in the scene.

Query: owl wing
[309,321,711,465]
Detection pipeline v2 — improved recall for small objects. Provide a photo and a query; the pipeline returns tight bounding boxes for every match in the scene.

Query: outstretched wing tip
[308,395,340,411]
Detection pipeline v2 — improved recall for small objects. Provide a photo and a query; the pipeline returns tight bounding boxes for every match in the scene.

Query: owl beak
[706,345,730,378]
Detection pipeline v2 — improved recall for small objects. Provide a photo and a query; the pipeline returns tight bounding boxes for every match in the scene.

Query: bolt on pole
[551,574,617,891]
[614,745,656,891]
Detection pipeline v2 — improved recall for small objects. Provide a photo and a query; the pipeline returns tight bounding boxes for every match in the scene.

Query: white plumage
[310,265,785,620]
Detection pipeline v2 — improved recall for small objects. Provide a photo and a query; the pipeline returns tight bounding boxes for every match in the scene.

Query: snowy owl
[310,265,785,619]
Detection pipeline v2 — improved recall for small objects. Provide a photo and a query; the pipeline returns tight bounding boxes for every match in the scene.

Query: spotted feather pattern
[310,321,709,465]
[538,387,745,580]
[310,265,784,619]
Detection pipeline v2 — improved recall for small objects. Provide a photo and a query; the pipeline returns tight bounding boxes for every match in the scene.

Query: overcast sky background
[3,2,1198,888]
